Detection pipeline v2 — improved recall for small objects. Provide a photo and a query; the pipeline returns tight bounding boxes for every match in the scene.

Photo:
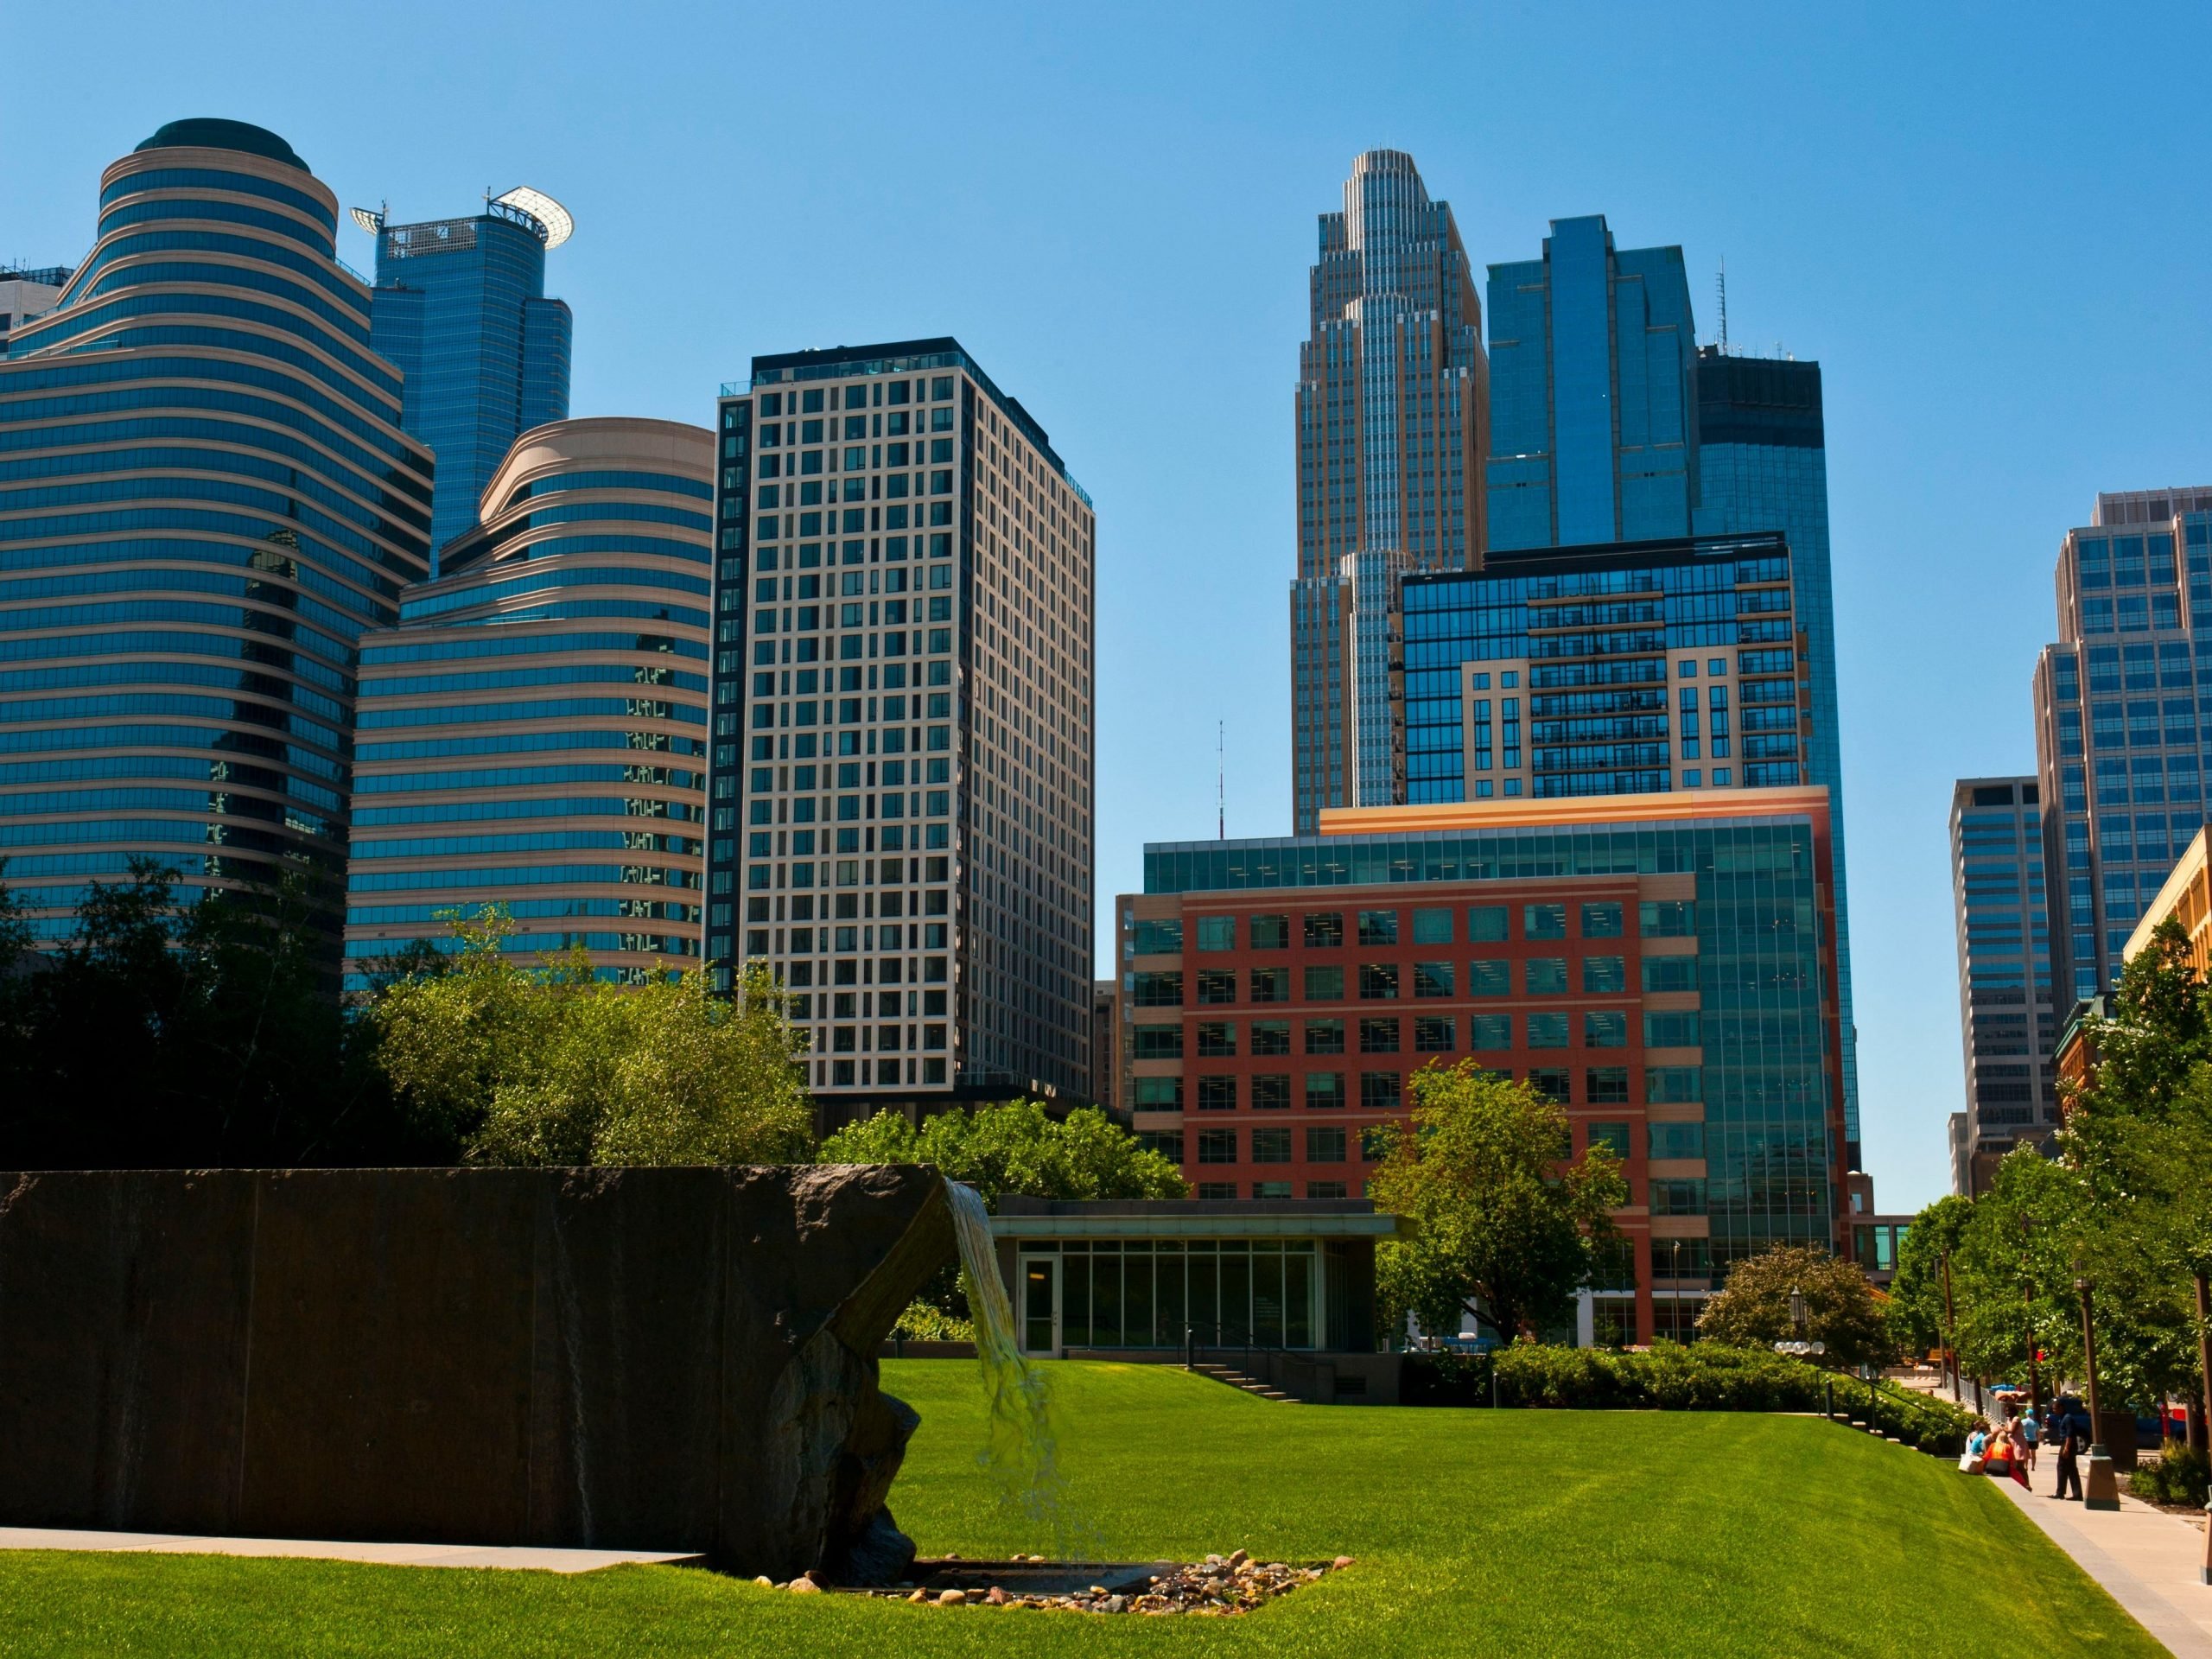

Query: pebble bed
[768,1548,1353,1614]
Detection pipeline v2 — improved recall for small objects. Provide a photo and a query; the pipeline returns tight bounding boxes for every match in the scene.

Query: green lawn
[0,1360,2160,1658]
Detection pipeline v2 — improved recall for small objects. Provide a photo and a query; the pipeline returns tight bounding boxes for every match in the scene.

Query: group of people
[1959,1397,2092,1501]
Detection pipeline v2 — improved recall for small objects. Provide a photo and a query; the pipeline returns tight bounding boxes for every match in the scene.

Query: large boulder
[0,1164,953,1580]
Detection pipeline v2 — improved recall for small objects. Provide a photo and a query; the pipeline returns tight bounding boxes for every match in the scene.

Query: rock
[985,1587,1007,1605]
[788,1578,822,1595]
[1333,1555,1356,1569]
[1103,1595,1128,1613]
[937,1589,967,1605]
[753,1576,774,1586]
[906,1589,928,1604]
[1229,1548,1249,1567]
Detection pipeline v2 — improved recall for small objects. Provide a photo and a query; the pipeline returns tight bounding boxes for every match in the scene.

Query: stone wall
[0,1164,951,1579]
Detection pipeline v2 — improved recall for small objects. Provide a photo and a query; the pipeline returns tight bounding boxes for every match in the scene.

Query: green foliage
[819,1099,1187,1205]
[889,1299,975,1342]
[372,908,814,1166]
[2130,1442,2211,1508]
[1369,1062,1627,1340]
[1694,1243,1896,1368]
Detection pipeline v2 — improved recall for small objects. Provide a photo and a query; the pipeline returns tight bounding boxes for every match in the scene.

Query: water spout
[945,1180,1088,1557]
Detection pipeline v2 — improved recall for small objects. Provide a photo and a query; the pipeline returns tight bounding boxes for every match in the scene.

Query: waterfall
[944,1180,1089,1557]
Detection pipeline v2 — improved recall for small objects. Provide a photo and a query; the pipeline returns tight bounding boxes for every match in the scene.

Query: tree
[1367,1063,1626,1343]
[1887,1193,1973,1360]
[373,908,814,1166]
[1695,1243,1894,1369]
[821,1098,1187,1205]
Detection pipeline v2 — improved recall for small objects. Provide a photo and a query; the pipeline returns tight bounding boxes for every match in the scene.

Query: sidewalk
[0,1527,702,1574]
[1987,1478,2212,1656]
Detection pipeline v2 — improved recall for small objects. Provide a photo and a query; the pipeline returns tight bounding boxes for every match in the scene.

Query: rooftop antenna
[1716,257,1729,353]
[1217,721,1225,840]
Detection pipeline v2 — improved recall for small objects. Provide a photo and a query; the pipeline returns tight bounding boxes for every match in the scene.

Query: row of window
[1130,954,1699,1004]
[1139,1058,1704,1110]
[1131,899,1694,955]
[1133,1011,1706,1058]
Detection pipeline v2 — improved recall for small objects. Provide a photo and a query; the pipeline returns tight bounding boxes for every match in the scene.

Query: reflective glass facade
[342,418,713,988]
[371,209,571,564]
[2033,491,2212,1002]
[707,340,1096,1116]
[0,120,433,945]
[1486,217,1697,551]
[1121,792,1846,1342]
[1290,150,1487,833]
[1947,776,2056,1192]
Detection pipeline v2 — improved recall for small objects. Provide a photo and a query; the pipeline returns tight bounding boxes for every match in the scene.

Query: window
[1197,1129,1236,1165]
[1524,903,1567,939]
[1360,1071,1402,1110]
[1196,916,1236,951]
[1651,1179,1707,1217]
[1250,966,1289,1003]
[1251,1128,1292,1165]
[1306,1071,1345,1109]
[1303,964,1344,1000]
[1250,913,1289,949]
[1136,1130,1183,1164]
[1412,906,1453,944]
[1197,1182,1236,1199]
[1644,1012,1700,1048]
[1641,955,1697,992]
[1358,963,1400,1000]
[1307,1181,1349,1199]
[1527,1068,1569,1103]
[1649,1122,1706,1159]
[1413,961,1454,998]
[1251,1020,1291,1056]
[1640,900,1694,937]
[1357,909,1399,945]
[1303,912,1344,948]
[1133,1024,1181,1059]
[1414,1015,1456,1052]
[1585,1011,1629,1048]
[1527,1013,1569,1048]
[1197,1021,1236,1057]
[1133,918,1183,953]
[1580,902,1624,938]
[1582,956,1626,993]
[1468,959,1510,996]
[1587,1122,1632,1159]
[1306,1127,1348,1163]
[1471,1014,1511,1051]
[1468,905,1509,941]
[1252,1074,1291,1109]
[1196,1076,1237,1111]
[1195,969,1236,1004]
[1252,1180,1293,1199]
[1134,1077,1181,1109]
[1647,1065,1702,1103]
[1305,1018,1344,1054]
[1131,970,1181,1007]
[1525,958,1567,995]
[1586,1067,1630,1103]
[1361,1126,1395,1162]
[1359,1018,1401,1053]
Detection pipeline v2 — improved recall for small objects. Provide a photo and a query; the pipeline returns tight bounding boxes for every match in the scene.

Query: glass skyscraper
[1289,150,1488,834]
[0,119,433,944]
[707,339,1096,1121]
[2032,487,2212,1003]
[342,418,714,988]
[365,195,573,565]
[1946,775,2056,1193]
[1485,217,1698,551]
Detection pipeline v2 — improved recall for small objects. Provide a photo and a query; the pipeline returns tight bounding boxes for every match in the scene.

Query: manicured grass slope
[0,1361,2158,1659]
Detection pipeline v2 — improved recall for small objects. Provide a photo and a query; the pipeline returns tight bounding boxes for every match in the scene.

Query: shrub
[2131,1443,2210,1507]
[890,1299,974,1342]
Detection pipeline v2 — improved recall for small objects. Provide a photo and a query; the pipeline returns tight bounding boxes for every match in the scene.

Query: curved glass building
[0,119,434,941]
[342,417,713,987]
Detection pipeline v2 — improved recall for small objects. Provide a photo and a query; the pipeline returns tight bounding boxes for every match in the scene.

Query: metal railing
[1183,1320,1338,1403]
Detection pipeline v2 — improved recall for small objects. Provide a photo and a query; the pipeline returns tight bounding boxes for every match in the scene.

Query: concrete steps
[1191,1363,1300,1402]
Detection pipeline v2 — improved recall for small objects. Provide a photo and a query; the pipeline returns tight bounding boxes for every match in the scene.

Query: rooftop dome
[134,119,308,172]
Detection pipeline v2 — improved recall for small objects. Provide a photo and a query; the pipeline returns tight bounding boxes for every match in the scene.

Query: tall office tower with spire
[1289,149,1487,836]
[359,189,574,564]
[0,119,433,948]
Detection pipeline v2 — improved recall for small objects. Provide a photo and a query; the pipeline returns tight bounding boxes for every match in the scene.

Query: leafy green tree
[1694,1243,1895,1368]
[821,1097,1186,1205]
[373,907,814,1166]
[1887,1192,1973,1359]
[1368,1062,1625,1342]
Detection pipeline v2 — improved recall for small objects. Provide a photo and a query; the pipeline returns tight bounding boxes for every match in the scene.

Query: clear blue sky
[8,0,2209,1211]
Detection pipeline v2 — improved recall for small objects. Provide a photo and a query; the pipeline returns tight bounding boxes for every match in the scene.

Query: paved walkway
[1987,1478,2212,1656]
[0,1527,702,1574]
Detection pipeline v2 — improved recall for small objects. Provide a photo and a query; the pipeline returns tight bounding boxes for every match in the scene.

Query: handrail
[1183,1319,1338,1402]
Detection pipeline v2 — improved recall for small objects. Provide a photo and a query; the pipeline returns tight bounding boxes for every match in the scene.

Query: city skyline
[5,2,2212,1211]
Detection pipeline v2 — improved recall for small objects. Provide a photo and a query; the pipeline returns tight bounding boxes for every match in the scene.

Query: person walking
[2018,1407,2040,1473]
[2053,1413,2082,1501]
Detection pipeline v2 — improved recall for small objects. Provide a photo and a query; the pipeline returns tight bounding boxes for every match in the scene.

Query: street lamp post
[2195,1270,2212,1584]
[1942,1249,1960,1404]
[2077,1277,2120,1512]
[2022,1215,2041,1418]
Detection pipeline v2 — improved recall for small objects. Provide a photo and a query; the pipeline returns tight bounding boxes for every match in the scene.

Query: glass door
[1020,1255,1059,1357]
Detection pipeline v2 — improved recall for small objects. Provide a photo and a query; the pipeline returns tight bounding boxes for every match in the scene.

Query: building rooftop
[135,118,307,172]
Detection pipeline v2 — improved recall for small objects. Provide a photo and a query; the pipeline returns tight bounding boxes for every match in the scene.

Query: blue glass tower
[1485,216,1699,552]
[365,194,573,566]
[0,119,434,944]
